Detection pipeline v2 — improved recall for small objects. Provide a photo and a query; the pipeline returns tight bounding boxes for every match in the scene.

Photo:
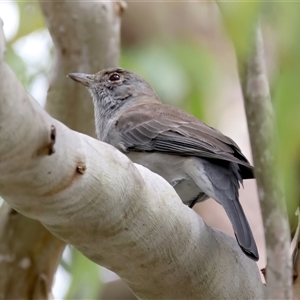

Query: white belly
[126,152,207,205]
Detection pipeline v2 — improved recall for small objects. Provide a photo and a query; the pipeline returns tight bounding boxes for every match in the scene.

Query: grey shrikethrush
[68,67,259,261]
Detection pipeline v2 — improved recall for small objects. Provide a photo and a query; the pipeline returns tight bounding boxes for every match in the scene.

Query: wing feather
[115,103,254,179]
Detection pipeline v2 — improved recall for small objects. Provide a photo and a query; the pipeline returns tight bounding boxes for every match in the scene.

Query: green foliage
[272,3,300,234]
[10,2,45,44]
[218,1,262,59]
[64,247,102,300]
[120,41,218,121]
[4,2,49,91]
[220,1,300,235]
[4,44,29,86]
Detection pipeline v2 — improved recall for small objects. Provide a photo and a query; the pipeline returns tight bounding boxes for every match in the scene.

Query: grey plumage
[68,67,259,261]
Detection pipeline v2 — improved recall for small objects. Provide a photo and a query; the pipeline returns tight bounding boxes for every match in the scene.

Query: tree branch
[0,19,266,299]
[0,1,122,298]
[40,0,123,135]
[238,24,292,299]
[0,203,65,300]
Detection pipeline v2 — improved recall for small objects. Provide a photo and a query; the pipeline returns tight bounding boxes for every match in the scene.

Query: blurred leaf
[64,248,102,300]
[9,1,45,44]
[4,45,30,87]
[4,2,47,92]
[121,41,218,121]
[273,3,300,233]
[218,1,300,232]
[169,42,218,121]
[121,44,189,106]
[217,2,261,59]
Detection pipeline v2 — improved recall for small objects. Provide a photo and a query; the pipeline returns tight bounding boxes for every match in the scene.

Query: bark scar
[260,267,266,281]
[49,125,56,155]
[114,1,127,16]
[77,164,86,174]
[36,125,57,156]
[9,208,18,216]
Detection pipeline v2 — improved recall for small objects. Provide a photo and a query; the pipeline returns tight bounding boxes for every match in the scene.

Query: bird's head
[68,68,160,115]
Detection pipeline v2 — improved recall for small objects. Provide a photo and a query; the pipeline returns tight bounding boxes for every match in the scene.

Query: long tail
[221,194,259,261]
[186,158,259,261]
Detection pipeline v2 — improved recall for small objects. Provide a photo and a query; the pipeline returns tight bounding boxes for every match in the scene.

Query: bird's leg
[171,179,199,209]
[170,180,181,187]
[189,194,201,209]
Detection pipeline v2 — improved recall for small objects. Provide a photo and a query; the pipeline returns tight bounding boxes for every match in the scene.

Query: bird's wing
[115,103,253,178]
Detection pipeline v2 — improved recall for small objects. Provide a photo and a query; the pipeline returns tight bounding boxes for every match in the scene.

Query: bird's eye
[109,73,121,82]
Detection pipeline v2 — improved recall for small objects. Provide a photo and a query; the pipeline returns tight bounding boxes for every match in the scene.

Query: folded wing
[116,103,254,179]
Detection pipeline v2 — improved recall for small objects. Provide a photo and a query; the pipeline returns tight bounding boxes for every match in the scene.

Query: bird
[68,67,259,261]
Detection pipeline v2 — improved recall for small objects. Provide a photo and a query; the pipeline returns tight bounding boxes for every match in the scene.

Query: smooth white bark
[40,0,122,135]
[0,1,122,298]
[0,22,265,300]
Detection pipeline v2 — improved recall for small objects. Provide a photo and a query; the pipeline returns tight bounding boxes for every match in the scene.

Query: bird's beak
[68,73,94,87]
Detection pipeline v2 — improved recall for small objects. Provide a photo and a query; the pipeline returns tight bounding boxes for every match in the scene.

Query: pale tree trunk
[237,25,292,299]
[0,203,65,300]
[40,0,124,135]
[0,16,266,300]
[0,1,122,298]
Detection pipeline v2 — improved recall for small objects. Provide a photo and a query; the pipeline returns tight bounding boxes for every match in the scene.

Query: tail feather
[187,158,259,261]
[223,196,259,261]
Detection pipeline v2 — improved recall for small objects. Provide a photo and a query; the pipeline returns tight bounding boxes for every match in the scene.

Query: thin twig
[239,23,292,299]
